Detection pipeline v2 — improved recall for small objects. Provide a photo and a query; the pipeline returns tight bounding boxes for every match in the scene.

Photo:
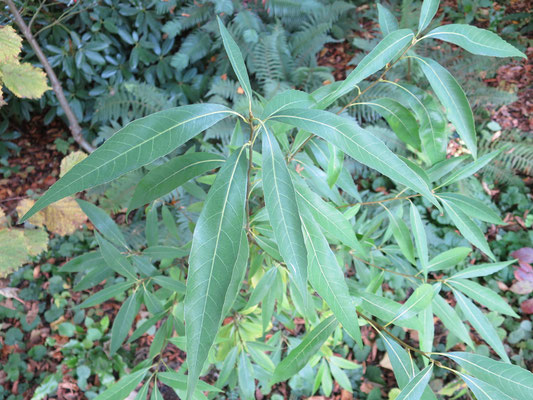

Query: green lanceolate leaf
[300,210,362,347]
[438,193,503,224]
[415,56,477,158]
[452,289,509,362]
[432,294,474,348]
[418,0,440,33]
[110,290,142,355]
[459,373,515,400]
[352,289,420,330]
[261,89,316,119]
[261,124,308,304]
[93,367,149,400]
[396,364,433,400]
[377,4,399,36]
[326,143,343,188]
[427,156,467,182]
[318,29,414,107]
[77,200,128,249]
[448,278,518,317]
[184,146,248,398]
[419,304,434,360]
[384,206,415,264]
[151,276,186,294]
[96,233,137,281]
[78,281,134,309]
[441,198,495,260]
[445,352,533,399]
[383,81,447,164]
[424,24,526,58]
[439,150,500,186]
[427,247,471,272]
[410,203,428,268]
[380,332,417,388]
[217,18,253,108]
[387,284,434,327]
[222,229,249,317]
[294,181,364,255]
[272,315,338,383]
[21,104,235,222]
[269,109,437,206]
[143,246,188,260]
[129,152,225,211]
[450,260,514,280]
[364,98,421,149]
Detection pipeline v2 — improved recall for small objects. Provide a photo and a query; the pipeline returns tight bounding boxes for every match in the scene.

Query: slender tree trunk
[4,0,95,153]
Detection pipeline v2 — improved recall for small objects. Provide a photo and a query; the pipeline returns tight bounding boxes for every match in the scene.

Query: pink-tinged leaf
[511,247,533,264]
[514,262,533,282]
[510,281,533,295]
[521,298,533,314]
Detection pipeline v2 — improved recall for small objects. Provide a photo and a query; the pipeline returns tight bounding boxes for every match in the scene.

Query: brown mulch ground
[0,115,65,217]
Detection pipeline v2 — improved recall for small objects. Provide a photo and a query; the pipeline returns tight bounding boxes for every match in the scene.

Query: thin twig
[4,0,95,153]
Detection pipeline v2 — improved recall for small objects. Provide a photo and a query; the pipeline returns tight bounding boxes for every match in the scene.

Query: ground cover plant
[1,0,532,399]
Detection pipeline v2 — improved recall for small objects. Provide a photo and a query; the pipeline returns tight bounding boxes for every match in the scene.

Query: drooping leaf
[326,143,343,188]
[272,316,338,383]
[93,368,149,400]
[432,294,474,348]
[261,124,308,304]
[0,62,49,99]
[452,289,509,362]
[151,276,186,294]
[449,278,518,317]
[418,0,440,33]
[318,29,415,107]
[77,200,128,249]
[419,304,434,361]
[269,109,437,206]
[238,352,255,400]
[110,290,142,355]
[424,24,526,58]
[184,146,248,397]
[96,233,137,281]
[426,247,471,272]
[221,229,249,317]
[217,17,253,108]
[143,246,188,260]
[300,210,362,347]
[377,4,399,36]
[294,181,365,255]
[410,203,428,268]
[395,364,433,400]
[384,206,415,264]
[380,333,417,388]
[445,352,533,399]
[441,198,495,260]
[21,104,235,222]
[129,152,225,211]
[415,56,477,158]
[365,98,421,149]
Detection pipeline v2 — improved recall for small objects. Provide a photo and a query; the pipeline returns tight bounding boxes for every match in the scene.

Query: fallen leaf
[521,298,533,314]
[379,352,393,370]
[510,280,533,295]
[60,151,87,177]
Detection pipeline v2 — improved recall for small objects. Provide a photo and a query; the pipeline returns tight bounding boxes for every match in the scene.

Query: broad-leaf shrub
[22,1,532,399]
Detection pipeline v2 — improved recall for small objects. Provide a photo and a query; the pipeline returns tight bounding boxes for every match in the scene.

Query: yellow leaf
[0,229,28,277]
[0,25,22,63]
[16,199,45,227]
[23,228,49,256]
[42,197,87,236]
[60,151,88,177]
[0,62,49,99]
